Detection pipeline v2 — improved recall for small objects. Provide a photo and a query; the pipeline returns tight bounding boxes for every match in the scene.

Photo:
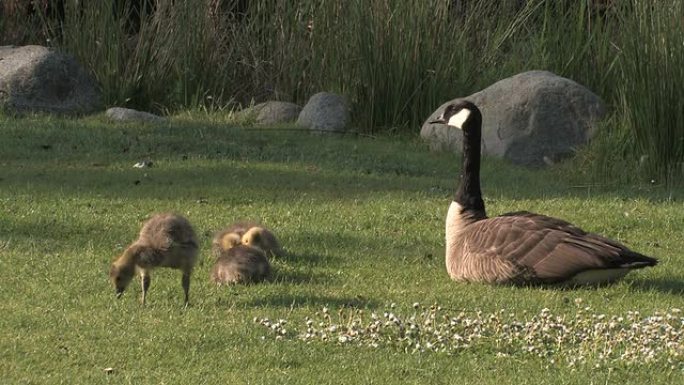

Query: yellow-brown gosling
[210,245,271,285]
[241,226,283,257]
[211,230,242,258]
[109,212,198,305]
[429,100,658,286]
[211,221,260,258]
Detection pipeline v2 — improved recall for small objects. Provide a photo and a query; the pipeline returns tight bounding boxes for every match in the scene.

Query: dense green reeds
[1,0,682,182]
[615,0,684,181]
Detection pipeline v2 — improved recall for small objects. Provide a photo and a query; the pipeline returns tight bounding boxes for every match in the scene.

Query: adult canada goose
[210,245,271,285]
[429,100,658,286]
[109,213,199,305]
[242,226,283,257]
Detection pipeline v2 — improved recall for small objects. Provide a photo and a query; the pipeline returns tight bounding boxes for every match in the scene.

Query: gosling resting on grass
[109,213,199,305]
[211,245,271,285]
[211,221,260,258]
[429,100,658,286]
[211,230,242,258]
[241,226,283,257]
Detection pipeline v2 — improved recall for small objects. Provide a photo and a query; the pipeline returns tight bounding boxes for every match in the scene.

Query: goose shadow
[212,292,380,309]
[271,251,328,266]
[627,278,684,295]
[244,293,380,309]
[269,266,332,286]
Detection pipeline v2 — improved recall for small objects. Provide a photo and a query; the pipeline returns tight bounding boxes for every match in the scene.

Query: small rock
[106,107,166,123]
[237,101,302,125]
[296,92,350,133]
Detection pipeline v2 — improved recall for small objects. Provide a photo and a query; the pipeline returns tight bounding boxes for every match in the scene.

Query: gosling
[210,245,271,285]
[211,221,259,258]
[109,212,199,306]
[211,230,242,258]
[241,226,283,257]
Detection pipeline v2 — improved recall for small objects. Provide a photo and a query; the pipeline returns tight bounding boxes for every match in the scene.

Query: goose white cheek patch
[448,108,471,129]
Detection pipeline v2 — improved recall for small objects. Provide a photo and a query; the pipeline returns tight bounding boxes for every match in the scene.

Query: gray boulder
[0,45,101,115]
[421,71,606,167]
[106,107,166,123]
[238,101,301,125]
[296,92,350,132]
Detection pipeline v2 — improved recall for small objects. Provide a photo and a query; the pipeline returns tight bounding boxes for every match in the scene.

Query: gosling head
[109,260,135,298]
[241,227,266,251]
[220,232,242,251]
[429,100,481,131]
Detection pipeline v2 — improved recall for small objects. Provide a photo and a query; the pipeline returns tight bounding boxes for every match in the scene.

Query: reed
[615,0,684,182]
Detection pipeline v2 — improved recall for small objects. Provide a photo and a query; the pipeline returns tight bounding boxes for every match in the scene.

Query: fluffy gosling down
[211,221,260,258]
[211,245,271,285]
[109,213,199,305]
[212,231,242,258]
[241,226,283,257]
[429,100,658,286]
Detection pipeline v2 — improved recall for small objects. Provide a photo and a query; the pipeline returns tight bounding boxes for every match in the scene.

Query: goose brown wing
[499,211,586,234]
[464,213,652,283]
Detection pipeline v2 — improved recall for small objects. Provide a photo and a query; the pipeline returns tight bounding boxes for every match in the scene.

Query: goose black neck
[455,118,485,214]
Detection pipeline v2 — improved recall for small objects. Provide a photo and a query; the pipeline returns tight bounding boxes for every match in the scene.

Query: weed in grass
[257,302,684,369]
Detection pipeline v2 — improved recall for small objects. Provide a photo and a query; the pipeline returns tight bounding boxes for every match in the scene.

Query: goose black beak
[429,116,446,124]
[115,289,124,299]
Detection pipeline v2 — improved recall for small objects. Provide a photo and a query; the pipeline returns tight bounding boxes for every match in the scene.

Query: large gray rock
[238,101,301,125]
[0,45,101,115]
[296,92,350,132]
[106,107,166,123]
[421,71,606,167]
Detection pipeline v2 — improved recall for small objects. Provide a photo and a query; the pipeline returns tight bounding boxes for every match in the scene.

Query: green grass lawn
[1,115,682,384]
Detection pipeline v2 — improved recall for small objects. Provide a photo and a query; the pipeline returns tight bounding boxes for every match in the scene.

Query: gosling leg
[141,272,151,306]
[182,271,191,307]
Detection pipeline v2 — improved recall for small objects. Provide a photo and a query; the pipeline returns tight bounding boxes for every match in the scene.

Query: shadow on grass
[272,251,328,266]
[627,278,684,295]
[1,117,682,203]
[0,160,438,201]
[243,293,380,309]
[269,268,332,286]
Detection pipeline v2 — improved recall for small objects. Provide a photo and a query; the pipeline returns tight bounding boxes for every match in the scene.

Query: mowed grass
[0,115,683,384]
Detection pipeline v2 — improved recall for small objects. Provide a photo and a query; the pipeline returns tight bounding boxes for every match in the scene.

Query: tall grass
[48,0,243,111]
[1,0,682,182]
[616,0,684,182]
[511,1,621,101]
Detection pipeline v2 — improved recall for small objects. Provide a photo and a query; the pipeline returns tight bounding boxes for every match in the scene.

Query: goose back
[447,209,657,285]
